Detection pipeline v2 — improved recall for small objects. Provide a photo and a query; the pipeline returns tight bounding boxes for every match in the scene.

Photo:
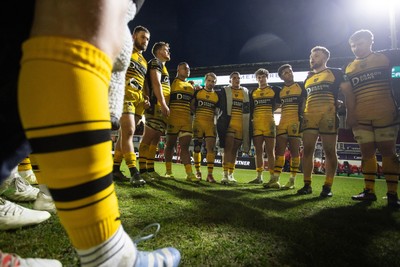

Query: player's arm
[190,89,198,114]
[272,86,281,112]
[340,80,357,128]
[142,79,150,109]
[149,68,169,117]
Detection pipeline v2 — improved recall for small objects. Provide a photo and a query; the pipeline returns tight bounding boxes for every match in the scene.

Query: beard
[135,42,146,51]
[310,61,322,70]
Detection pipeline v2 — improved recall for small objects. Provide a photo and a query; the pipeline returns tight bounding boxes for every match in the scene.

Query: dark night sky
[131,0,399,68]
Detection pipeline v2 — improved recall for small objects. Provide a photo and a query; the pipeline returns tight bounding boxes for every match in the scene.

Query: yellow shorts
[353,117,399,144]
[193,119,217,139]
[227,117,243,140]
[302,111,339,134]
[277,119,301,138]
[145,104,167,133]
[122,87,145,116]
[253,120,276,138]
[167,118,192,136]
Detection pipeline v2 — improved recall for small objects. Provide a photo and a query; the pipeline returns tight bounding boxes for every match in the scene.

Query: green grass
[1,162,400,267]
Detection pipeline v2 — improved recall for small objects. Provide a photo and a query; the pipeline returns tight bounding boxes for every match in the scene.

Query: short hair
[133,25,150,35]
[349,29,374,43]
[311,46,330,60]
[177,62,188,70]
[229,71,240,79]
[205,72,217,81]
[254,68,269,78]
[152,42,169,57]
[277,64,292,77]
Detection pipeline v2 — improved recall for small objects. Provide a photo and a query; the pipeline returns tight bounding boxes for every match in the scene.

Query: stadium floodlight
[388,0,398,48]
[363,0,398,48]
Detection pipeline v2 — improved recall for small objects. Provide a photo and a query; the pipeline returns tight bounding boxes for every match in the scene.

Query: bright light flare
[361,0,397,14]
[354,0,398,48]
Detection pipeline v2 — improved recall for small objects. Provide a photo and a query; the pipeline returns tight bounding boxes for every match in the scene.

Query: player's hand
[143,95,150,109]
[161,103,170,117]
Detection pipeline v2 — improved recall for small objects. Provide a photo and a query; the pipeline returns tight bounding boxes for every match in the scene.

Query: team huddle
[1,1,399,264]
[113,27,400,208]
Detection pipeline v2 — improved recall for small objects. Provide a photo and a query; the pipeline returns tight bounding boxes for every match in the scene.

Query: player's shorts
[193,119,217,139]
[226,117,243,139]
[145,104,167,134]
[122,87,145,116]
[276,119,301,138]
[253,120,276,138]
[353,116,399,144]
[167,118,192,137]
[302,111,339,135]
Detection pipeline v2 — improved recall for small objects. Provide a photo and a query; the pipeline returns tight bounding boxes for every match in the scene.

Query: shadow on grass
[134,179,400,266]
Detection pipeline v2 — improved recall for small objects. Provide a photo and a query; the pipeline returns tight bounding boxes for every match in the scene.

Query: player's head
[277,64,294,83]
[254,68,269,79]
[348,29,374,58]
[204,72,217,90]
[152,42,170,61]
[254,68,269,87]
[310,46,330,70]
[133,25,150,51]
[229,71,241,88]
[176,62,190,79]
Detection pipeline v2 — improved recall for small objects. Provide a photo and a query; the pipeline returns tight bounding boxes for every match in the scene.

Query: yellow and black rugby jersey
[169,78,194,120]
[125,49,147,90]
[304,68,344,113]
[194,88,219,121]
[146,58,170,105]
[345,52,396,119]
[251,86,280,119]
[280,82,306,119]
[231,88,245,120]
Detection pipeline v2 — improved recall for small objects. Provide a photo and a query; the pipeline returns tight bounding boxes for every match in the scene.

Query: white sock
[76,226,137,267]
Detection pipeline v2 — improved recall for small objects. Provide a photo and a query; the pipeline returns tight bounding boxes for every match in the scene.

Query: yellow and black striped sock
[29,155,42,183]
[19,37,120,249]
[138,142,149,174]
[166,161,172,174]
[362,157,377,192]
[206,153,215,174]
[113,150,123,173]
[147,144,157,172]
[194,152,201,172]
[18,157,32,172]
[228,162,234,175]
[273,155,285,177]
[290,156,300,178]
[124,152,136,169]
[185,164,193,175]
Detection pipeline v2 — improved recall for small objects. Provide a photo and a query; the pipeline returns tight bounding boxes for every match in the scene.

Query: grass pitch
[1,162,400,266]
